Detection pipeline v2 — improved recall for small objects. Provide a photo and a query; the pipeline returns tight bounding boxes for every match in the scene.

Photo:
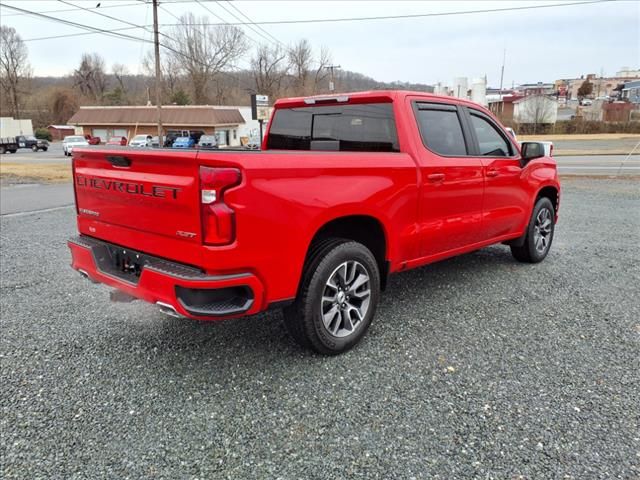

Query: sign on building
[251,94,270,121]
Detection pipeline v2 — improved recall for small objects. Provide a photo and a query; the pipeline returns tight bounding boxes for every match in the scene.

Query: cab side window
[414,104,468,156]
[469,113,512,157]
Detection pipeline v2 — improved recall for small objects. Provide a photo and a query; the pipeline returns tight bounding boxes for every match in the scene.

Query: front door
[413,101,485,258]
[464,108,528,240]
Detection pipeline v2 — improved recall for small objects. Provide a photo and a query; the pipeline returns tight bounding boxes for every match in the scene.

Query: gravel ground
[1,178,639,479]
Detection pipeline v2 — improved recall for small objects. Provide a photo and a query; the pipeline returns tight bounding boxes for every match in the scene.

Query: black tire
[42,147,48,152]
[31,144,38,152]
[511,197,555,263]
[9,149,16,153]
[283,239,381,355]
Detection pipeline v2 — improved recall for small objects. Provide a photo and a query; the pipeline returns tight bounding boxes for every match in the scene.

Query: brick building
[68,105,245,146]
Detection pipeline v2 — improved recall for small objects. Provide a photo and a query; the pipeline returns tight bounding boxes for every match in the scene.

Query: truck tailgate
[73,148,201,243]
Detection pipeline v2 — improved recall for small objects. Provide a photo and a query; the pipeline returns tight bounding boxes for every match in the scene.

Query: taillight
[200,166,241,245]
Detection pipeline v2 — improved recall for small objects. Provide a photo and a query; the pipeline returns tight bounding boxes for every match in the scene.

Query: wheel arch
[305,214,390,290]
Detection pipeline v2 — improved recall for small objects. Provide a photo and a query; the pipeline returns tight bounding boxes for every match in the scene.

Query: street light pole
[152,0,163,142]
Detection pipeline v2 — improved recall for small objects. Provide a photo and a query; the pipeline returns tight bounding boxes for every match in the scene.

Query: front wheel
[511,197,555,263]
[284,239,381,355]
[31,145,38,152]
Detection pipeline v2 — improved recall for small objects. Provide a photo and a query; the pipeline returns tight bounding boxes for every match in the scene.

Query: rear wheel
[511,197,555,263]
[0,146,5,154]
[284,239,380,355]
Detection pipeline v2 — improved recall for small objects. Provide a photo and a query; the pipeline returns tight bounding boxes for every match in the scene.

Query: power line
[210,0,282,47]
[159,0,611,26]
[0,2,156,45]
[0,1,145,17]
[221,0,284,47]
[57,0,154,34]
[23,25,152,42]
[193,0,265,47]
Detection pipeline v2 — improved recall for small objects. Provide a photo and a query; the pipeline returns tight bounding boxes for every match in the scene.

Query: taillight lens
[200,166,241,245]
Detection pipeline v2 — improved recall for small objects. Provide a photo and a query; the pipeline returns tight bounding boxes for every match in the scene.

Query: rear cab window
[413,102,469,156]
[267,103,399,152]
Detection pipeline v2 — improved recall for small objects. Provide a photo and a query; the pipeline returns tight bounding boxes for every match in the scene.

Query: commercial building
[68,105,246,147]
[513,95,558,125]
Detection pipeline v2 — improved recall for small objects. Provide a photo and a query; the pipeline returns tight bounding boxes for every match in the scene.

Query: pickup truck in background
[0,135,48,153]
[69,90,560,355]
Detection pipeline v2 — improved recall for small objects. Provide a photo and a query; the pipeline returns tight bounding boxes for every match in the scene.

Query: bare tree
[143,50,182,102]
[311,45,331,93]
[287,39,332,95]
[73,53,107,102]
[164,13,248,104]
[517,95,557,134]
[288,39,312,94]
[251,44,288,98]
[50,88,79,124]
[0,25,31,118]
[112,63,128,93]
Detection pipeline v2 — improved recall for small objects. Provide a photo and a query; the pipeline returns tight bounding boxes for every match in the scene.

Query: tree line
[1,18,432,127]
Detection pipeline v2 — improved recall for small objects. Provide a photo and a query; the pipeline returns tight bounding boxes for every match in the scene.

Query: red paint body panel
[69,90,560,320]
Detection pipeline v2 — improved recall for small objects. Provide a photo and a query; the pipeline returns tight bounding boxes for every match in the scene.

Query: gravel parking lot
[1,178,639,479]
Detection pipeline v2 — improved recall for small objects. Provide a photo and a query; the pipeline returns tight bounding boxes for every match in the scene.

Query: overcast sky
[1,0,638,87]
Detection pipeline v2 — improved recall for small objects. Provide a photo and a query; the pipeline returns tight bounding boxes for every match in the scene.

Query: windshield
[65,136,85,142]
[199,136,215,142]
[132,135,148,141]
[175,137,189,142]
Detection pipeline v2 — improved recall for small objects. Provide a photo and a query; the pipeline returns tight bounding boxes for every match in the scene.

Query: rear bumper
[68,235,265,320]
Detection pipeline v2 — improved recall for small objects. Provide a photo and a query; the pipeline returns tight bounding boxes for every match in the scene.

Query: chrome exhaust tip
[156,301,183,318]
[78,269,98,284]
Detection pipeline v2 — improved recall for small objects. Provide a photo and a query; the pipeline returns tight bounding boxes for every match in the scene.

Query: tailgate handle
[106,155,131,167]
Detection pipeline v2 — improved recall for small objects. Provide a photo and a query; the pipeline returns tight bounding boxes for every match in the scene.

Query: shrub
[35,128,52,141]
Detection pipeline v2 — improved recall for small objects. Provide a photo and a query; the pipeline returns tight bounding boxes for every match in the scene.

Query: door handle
[486,169,499,177]
[427,173,445,183]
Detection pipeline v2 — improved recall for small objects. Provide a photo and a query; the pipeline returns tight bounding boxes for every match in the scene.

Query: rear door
[463,107,528,240]
[412,101,485,258]
[73,148,202,243]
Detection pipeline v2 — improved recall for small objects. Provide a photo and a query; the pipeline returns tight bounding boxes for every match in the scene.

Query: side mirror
[520,142,546,165]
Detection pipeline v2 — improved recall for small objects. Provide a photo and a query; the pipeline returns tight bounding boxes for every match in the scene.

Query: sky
[1,0,638,87]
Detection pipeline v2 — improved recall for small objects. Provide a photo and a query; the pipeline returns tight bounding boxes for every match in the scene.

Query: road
[1,178,638,478]
[556,154,640,175]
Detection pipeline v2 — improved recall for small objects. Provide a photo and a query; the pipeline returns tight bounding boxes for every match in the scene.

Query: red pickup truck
[69,91,560,354]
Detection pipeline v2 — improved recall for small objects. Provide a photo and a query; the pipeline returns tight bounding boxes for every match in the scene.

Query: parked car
[69,90,560,355]
[196,135,218,150]
[164,129,205,147]
[62,135,89,156]
[0,137,19,154]
[84,134,101,145]
[129,134,152,147]
[106,136,127,146]
[171,136,195,148]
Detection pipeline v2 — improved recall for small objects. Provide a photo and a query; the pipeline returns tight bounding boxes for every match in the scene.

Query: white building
[213,105,273,145]
[0,117,33,137]
[513,95,558,124]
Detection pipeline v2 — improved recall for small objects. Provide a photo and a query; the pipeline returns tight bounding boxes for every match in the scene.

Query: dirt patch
[0,163,72,184]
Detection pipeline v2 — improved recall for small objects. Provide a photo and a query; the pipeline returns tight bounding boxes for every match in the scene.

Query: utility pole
[325,64,341,92]
[498,48,506,114]
[152,0,163,142]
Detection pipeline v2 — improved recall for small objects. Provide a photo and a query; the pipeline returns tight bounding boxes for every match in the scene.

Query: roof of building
[68,106,245,127]
[488,94,524,104]
[48,125,75,129]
